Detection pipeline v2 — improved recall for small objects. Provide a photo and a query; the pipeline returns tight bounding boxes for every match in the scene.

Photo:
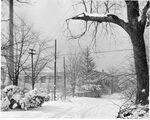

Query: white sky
[2,0,134,72]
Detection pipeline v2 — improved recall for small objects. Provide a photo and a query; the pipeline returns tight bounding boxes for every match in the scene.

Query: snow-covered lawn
[0,93,123,118]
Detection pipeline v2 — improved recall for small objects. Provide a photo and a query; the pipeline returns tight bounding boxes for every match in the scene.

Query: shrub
[1,85,50,111]
[117,103,149,119]
[76,84,102,97]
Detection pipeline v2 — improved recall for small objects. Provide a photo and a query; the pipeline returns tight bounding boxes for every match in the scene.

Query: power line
[94,49,132,53]
[2,2,133,58]
[57,49,133,57]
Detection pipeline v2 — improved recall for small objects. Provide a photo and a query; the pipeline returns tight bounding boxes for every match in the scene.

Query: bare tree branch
[66,14,88,39]
[90,0,93,13]
[140,1,150,26]
[16,0,30,4]
[70,12,129,33]
[82,0,87,12]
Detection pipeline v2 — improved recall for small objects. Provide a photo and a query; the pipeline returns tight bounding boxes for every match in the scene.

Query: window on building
[24,76,30,83]
[40,76,46,83]
[1,67,6,84]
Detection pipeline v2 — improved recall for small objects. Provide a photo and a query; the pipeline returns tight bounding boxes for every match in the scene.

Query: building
[18,71,66,94]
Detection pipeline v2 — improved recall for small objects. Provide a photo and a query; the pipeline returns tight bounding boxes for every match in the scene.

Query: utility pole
[63,57,66,100]
[111,75,114,94]
[9,0,15,85]
[54,40,57,101]
[29,49,36,90]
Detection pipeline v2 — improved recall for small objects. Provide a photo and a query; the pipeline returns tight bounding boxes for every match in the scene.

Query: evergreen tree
[80,47,96,84]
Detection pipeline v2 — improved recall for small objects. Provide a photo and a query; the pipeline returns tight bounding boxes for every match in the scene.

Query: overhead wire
[57,48,132,57]
[2,1,133,59]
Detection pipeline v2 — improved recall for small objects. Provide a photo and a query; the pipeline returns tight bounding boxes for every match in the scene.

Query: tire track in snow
[80,98,122,118]
[51,107,74,118]
[80,103,100,118]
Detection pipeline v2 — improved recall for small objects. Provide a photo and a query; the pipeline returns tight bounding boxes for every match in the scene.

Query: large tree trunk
[126,1,149,105]
[71,85,75,97]
[130,31,149,105]
[13,74,18,86]
[71,82,76,97]
[32,79,35,90]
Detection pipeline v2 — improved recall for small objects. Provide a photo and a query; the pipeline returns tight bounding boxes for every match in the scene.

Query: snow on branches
[68,12,128,34]
[1,85,50,111]
[82,12,108,17]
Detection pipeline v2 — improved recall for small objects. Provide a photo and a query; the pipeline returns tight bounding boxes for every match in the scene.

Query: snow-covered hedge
[1,85,50,111]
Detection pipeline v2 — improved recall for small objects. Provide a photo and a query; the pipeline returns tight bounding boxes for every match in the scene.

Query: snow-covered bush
[1,85,26,110]
[117,104,149,119]
[1,85,50,111]
[1,96,10,111]
[117,84,149,119]
[1,91,6,100]
[2,85,24,99]
[28,89,50,102]
[118,74,137,103]
[121,87,136,103]
[76,84,102,97]
[25,89,50,108]
[82,84,102,91]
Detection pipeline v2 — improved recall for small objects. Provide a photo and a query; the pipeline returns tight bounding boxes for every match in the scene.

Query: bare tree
[66,47,99,97]
[1,0,32,85]
[1,0,54,89]
[66,51,82,97]
[1,18,38,86]
[67,0,149,105]
[23,39,54,90]
[118,60,137,103]
[107,67,119,94]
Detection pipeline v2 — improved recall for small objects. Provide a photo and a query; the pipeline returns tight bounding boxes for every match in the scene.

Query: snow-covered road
[0,93,123,118]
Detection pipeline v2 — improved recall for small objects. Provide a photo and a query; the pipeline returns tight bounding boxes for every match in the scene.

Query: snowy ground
[0,93,124,118]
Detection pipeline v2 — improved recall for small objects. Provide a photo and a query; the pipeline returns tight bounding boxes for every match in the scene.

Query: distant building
[1,67,6,86]
[18,71,66,94]
[1,61,118,96]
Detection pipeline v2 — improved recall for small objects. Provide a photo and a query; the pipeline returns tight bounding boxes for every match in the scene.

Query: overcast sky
[3,0,134,72]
